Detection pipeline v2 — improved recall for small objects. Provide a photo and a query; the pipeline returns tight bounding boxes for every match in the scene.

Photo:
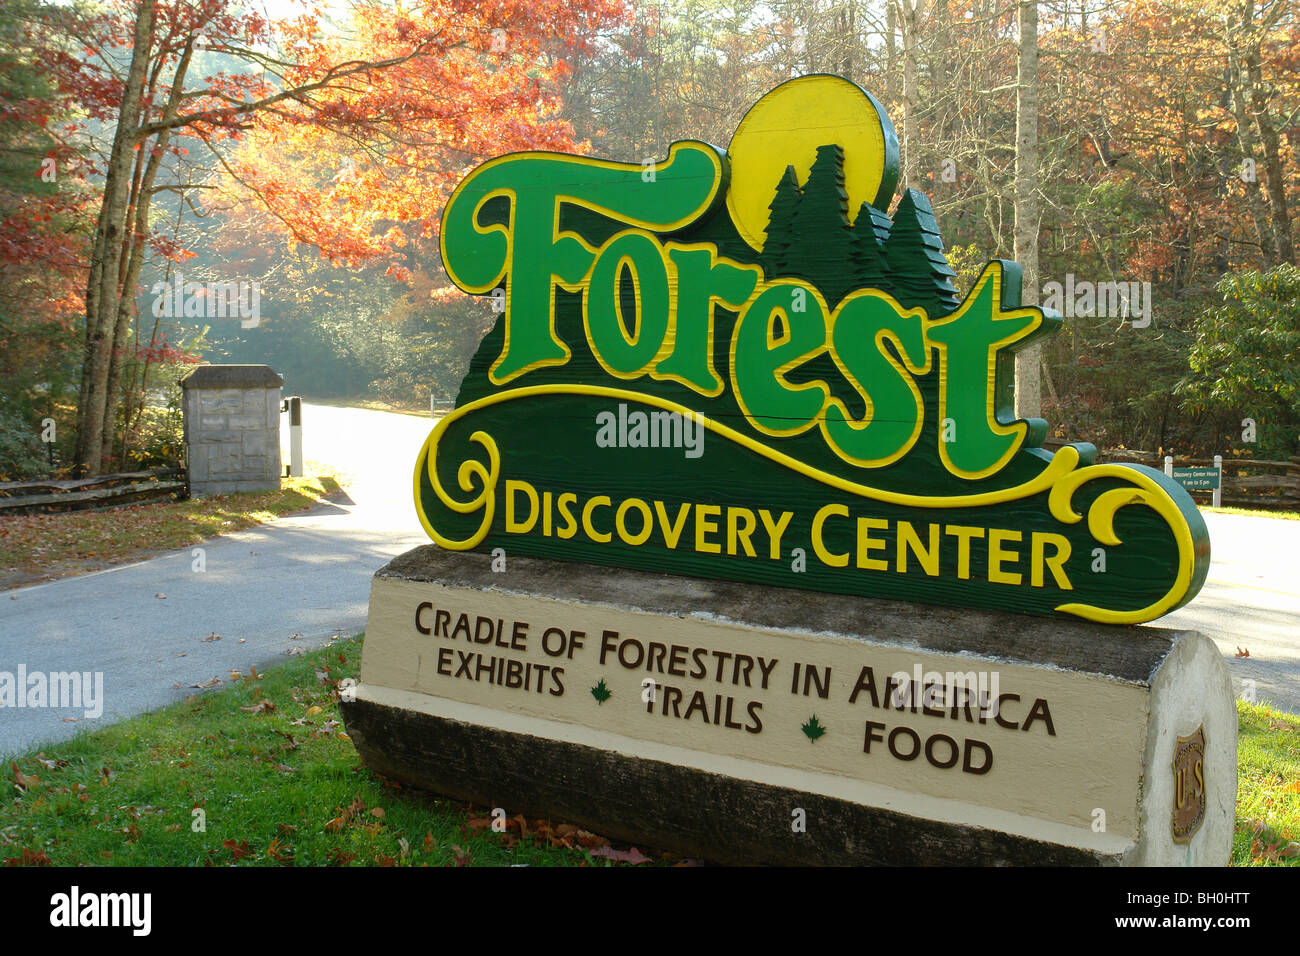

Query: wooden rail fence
[1043,440,1300,510]
[0,468,186,515]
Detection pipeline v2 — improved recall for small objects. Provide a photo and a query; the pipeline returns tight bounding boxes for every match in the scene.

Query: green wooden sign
[418,75,1210,625]
[1172,467,1221,491]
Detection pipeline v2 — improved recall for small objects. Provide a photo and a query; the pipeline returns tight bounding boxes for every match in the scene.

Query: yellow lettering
[615,497,653,546]
[727,507,758,557]
[944,525,985,580]
[1031,532,1073,589]
[896,521,940,576]
[855,517,889,570]
[582,495,612,543]
[556,492,578,539]
[812,504,850,567]
[654,500,691,549]
[758,509,793,560]
[695,504,722,553]
[988,529,1022,585]
[506,480,539,533]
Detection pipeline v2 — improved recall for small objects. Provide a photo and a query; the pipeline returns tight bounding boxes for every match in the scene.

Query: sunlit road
[1163,511,1300,714]
[1,403,1298,754]
[0,404,434,755]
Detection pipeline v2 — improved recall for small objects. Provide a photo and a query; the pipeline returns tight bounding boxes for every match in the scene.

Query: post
[287,396,303,478]
[1213,454,1222,508]
[1164,455,1173,478]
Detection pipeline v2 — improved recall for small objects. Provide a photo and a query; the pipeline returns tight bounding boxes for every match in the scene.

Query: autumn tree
[36,0,621,475]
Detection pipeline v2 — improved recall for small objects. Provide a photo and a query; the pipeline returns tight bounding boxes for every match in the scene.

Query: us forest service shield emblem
[1172,725,1207,843]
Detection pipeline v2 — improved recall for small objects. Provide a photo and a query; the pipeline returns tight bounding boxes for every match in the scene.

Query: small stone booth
[180,364,283,497]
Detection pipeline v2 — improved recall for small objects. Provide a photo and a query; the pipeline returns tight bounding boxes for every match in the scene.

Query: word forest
[416,75,1208,624]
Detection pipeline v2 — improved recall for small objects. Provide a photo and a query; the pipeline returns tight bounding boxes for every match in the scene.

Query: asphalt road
[0,403,432,756]
[1162,511,1300,714]
[1,403,1298,754]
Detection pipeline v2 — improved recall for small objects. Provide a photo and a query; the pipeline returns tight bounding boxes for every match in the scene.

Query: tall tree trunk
[886,0,897,108]
[897,0,923,188]
[1013,0,1041,420]
[1245,47,1294,264]
[1226,53,1279,264]
[99,40,194,467]
[75,0,156,475]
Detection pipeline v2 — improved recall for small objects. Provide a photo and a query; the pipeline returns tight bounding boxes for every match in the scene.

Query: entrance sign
[344,76,1234,867]
[1172,466,1220,491]
[420,74,1208,625]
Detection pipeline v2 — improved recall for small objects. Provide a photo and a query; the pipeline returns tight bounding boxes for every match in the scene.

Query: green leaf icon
[591,679,612,704]
[802,715,827,741]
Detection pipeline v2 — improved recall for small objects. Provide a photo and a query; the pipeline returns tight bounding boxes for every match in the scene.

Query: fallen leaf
[589,845,650,865]
[370,807,386,819]
[575,829,610,850]
[11,763,39,790]
[223,839,252,861]
[305,705,322,717]
[266,838,293,865]
[201,633,221,642]
[3,848,52,866]
[191,677,222,689]
[239,700,275,714]
[154,593,166,599]
[1235,647,1250,658]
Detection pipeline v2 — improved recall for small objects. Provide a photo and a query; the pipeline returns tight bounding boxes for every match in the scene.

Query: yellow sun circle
[726,75,899,252]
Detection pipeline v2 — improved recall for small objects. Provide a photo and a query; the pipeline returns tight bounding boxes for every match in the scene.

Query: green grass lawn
[0,464,346,590]
[1232,700,1300,865]
[0,635,671,867]
[1204,505,1300,521]
[1,635,1294,867]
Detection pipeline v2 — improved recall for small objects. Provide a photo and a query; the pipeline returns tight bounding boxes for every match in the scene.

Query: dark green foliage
[884,189,961,317]
[0,396,49,480]
[1180,265,1300,460]
[852,201,893,288]
[759,165,802,276]
[782,144,862,308]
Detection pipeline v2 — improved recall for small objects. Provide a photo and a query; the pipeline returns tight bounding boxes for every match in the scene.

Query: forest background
[1,0,1297,479]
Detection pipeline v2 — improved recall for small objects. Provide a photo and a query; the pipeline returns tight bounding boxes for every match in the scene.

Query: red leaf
[589,845,651,865]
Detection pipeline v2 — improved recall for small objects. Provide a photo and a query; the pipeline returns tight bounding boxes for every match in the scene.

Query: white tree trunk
[1013,0,1041,420]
